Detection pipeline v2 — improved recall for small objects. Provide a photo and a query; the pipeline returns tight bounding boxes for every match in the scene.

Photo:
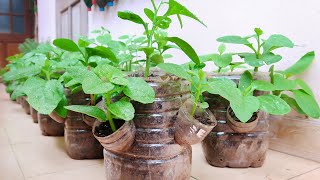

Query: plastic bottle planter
[94,70,198,180]
[84,0,93,11]
[175,99,217,145]
[96,0,107,11]
[202,73,269,168]
[226,106,260,133]
[51,89,103,159]
[107,0,114,6]
[38,113,64,136]
[21,96,31,115]
[30,106,38,123]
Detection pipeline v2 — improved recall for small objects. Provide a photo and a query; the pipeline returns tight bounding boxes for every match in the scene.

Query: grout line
[4,128,26,180]
[287,167,320,180]
[25,162,103,179]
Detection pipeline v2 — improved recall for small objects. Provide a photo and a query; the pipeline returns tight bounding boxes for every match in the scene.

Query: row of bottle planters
[15,74,269,179]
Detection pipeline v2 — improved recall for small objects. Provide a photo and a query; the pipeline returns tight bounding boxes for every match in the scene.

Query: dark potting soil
[229,108,257,123]
[195,114,214,126]
[94,120,125,137]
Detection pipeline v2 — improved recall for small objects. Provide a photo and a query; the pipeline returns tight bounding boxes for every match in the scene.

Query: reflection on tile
[26,164,104,180]
[291,167,320,180]
[12,138,103,178]
[0,146,24,180]
[191,144,320,180]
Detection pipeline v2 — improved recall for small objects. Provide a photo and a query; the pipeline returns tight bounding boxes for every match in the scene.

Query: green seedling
[117,0,206,77]
[217,28,294,72]
[64,63,155,132]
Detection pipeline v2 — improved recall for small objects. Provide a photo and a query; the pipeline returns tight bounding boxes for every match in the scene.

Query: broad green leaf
[66,66,91,83]
[157,63,191,80]
[230,96,259,123]
[252,80,275,91]
[166,37,200,65]
[144,8,154,21]
[207,78,240,102]
[199,54,216,63]
[218,44,226,54]
[295,78,314,97]
[164,0,206,27]
[262,52,282,65]
[155,16,172,29]
[217,36,250,44]
[27,80,64,114]
[86,46,118,63]
[263,34,294,52]
[123,77,155,104]
[10,84,25,100]
[107,100,134,121]
[3,66,41,81]
[239,71,253,93]
[94,63,126,81]
[280,94,305,115]
[23,77,46,95]
[163,54,173,59]
[283,51,315,76]
[53,38,80,52]
[150,54,164,65]
[273,74,296,90]
[82,72,114,94]
[254,28,263,36]
[65,105,107,121]
[54,96,68,118]
[65,79,80,88]
[244,54,264,67]
[118,35,129,39]
[258,94,291,115]
[292,90,320,118]
[78,38,90,47]
[111,76,129,86]
[213,54,232,68]
[118,11,145,25]
[96,34,112,45]
[200,102,209,109]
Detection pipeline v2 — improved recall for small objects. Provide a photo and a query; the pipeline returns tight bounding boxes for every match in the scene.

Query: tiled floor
[0,84,319,180]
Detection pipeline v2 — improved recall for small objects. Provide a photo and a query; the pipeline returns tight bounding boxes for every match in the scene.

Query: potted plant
[200,28,319,168]
[62,0,208,178]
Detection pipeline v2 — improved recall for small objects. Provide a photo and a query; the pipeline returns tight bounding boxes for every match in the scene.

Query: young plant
[64,63,155,132]
[117,0,206,77]
[158,59,212,117]
[199,44,246,73]
[217,28,294,72]
[269,51,320,119]
[207,71,292,122]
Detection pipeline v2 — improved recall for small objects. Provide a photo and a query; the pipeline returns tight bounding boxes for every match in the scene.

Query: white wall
[37,0,56,42]
[88,0,320,103]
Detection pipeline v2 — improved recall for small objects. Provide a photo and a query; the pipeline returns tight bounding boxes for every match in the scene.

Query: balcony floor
[0,84,319,180]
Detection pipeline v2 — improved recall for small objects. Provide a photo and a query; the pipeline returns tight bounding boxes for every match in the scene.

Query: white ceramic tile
[12,138,103,178]
[291,167,320,180]
[26,164,104,180]
[191,144,320,180]
[0,146,24,180]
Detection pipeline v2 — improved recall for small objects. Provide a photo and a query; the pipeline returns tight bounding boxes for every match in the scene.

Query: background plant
[216,28,294,72]
[64,63,155,132]
[118,0,206,77]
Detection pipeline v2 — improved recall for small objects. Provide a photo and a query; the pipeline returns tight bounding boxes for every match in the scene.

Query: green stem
[218,67,222,73]
[105,94,116,132]
[254,67,258,72]
[191,89,201,117]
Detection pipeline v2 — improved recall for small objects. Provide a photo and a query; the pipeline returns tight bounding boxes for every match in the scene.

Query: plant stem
[191,89,201,117]
[105,94,116,132]
[254,67,258,72]
[144,0,162,78]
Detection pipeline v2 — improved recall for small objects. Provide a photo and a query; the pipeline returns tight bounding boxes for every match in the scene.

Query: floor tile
[12,138,103,178]
[191,144,320,180]
[290,167,320,180]
[26,164,104,180]
[0,146,24,180]
[0,128,10,147]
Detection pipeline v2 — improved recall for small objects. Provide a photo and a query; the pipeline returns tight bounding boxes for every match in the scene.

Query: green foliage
[117,0,205,77]
[258,95,291,115]
[292,90,320,119]
[53,38,80,52]
[216,28,294,71]
[283,51,315,77]
[123,77,155,104]
[18,38,39,54]
[65,105,107,121]
[107,100,135,121]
